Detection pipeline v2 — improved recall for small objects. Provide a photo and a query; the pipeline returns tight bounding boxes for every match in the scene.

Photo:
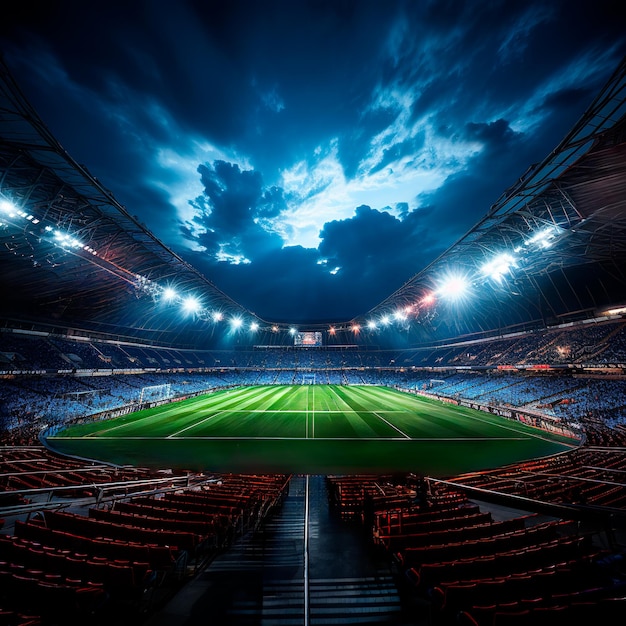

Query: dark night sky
[2,0,625,323]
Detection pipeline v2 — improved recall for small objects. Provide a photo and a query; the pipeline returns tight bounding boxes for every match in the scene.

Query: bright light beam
[182,296,200,313]
[163,287,178,301]
[438,275,469,300]
[481,253,516,282]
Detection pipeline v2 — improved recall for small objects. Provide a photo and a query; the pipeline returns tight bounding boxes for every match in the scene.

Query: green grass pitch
[46,385,577,475]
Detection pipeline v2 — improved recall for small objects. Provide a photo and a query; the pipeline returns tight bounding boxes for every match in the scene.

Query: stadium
[2,10,626,626]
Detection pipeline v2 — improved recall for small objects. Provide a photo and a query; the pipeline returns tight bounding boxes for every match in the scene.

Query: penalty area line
[372,411,412,439]
[167,410,228,438]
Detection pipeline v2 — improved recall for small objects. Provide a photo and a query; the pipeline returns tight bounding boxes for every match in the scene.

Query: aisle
[147,476,406,625]
[307,475,403,625]
[148,476,306,625]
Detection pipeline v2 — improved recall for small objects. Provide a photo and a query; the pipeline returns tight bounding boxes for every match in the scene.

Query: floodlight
[212,311,223,322]
[526,227,560,249]
[438,275,469,299]
[367,320,377,330]
[54,230,83,249]
[231,317,243,329]
[381,315,391,326]
[289,327,297,335]
[328,326,336,335]
[0,200,15,214]
[271,325,279,332]
[250,321,259,331]
[163,287,177,301]
[481,253,516,281]
[351,324,360,333]
[394,310,407,321]
[182,296,200,312]
[421,293,435,305]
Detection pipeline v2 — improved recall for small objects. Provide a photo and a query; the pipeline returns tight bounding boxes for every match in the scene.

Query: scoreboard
[294,331,323,347]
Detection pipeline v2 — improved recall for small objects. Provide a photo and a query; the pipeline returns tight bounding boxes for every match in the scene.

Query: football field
[46,385,577,475]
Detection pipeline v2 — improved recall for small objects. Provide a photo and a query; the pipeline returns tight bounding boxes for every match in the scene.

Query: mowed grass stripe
[319,386,401,438]
[66,391,227,438]
[361,386,536,440]
[312,385,354,412]
[115,385,284,438]
[177,386,306,438]
[66,385,276,438]
[53,385,574,445]
[407,392,557,441]
[152,385,295,438]
[345,385,467,438]
[48,385,577,474]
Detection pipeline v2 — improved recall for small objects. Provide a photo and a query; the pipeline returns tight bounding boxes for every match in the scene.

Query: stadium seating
[3,319,626,623]
[0,469,289,623]
[328,473,626,625]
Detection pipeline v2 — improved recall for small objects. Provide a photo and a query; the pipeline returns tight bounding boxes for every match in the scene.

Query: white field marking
[304,475,310,625]
[372,412,412,440]
[167,410,228,438]
[305,385,309,440]
[312,385,315,438]
[51,435,532,442]
[83,391,240,437]
[326,384,411,439]
[396,387,572,446]
[84,407,180,437]
[89,386,284,437]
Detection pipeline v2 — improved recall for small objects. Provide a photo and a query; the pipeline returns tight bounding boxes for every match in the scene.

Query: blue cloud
[185,160,284,262]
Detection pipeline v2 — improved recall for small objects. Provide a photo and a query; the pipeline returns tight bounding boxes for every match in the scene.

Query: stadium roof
[1,55,626,349]
[356,56,626,343]
[0,57,260,347]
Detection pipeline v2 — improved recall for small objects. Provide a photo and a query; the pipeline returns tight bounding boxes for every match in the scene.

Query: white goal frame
[302,373,316,385]
[139,383,172,404]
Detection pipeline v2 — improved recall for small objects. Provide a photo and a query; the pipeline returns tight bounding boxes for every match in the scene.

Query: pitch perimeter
[47,385,577,475]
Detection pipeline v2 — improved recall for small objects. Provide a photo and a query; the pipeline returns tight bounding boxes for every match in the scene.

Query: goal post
[139,383,172,404]
[302,373,316,385]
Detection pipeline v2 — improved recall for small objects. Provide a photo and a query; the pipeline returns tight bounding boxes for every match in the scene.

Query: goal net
[302,373,316,385]
[139,383,172,404]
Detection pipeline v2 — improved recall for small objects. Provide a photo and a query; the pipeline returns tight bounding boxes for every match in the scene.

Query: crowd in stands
[1,369,623,438]
[3,318,626,375]
[2,318,626,445]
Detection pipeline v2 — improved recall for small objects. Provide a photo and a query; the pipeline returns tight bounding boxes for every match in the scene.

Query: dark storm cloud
[321,206,411,274]
[319,205,438,295]
[415,117,539,245]
[186,245,356,323]
[186,160,283,261]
